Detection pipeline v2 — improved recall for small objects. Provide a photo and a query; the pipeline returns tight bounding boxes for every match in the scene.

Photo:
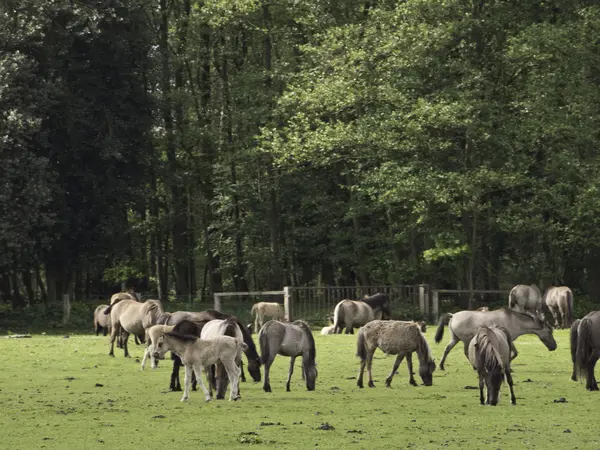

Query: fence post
[419,284,426,318]
[432,290,439,322]
[213,293,222,312]
[284,286,292,322]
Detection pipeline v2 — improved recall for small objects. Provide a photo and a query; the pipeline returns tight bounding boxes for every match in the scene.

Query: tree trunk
[21,270,35,305]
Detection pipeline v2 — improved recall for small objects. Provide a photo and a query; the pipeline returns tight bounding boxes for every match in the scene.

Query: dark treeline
[2,0,600,309]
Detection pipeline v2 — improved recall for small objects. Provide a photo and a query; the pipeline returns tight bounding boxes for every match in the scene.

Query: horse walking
[333,293,391,334]
[434,308,556,370]
[570,311,600,390]
[544,286,574,329]
[356,320,436,388]
[468,326,516,405]
[104,299,164,357]
[508,284,544,319]
[259,320,317,392]
[251,302,284,332]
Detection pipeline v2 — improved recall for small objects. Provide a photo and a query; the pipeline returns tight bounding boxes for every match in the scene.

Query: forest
[2,0,600,310]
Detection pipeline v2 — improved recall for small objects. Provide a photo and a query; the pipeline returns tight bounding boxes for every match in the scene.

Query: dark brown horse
[156,309,261,395]
[570,311,600,390]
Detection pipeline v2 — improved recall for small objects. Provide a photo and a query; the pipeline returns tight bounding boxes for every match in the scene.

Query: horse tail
[251,303,258,318]
[356,327,367,362]
[566,290,574,327]
[258,325,270,365]
[223,317,238,338]
[103,302,116,315]
[434,313,453,344]
[575,317,594,382]
[508,288,517,309]
[295,320,316,365]
[142,301,163,329]
[333,301,344,333]
[570,319,581,368]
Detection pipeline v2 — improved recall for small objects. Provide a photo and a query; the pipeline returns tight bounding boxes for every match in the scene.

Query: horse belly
[119,315,144,335]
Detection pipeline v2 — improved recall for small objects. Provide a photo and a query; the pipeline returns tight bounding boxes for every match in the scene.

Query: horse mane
[416,326,434,363]
[292,320,316,365]
[155,311,172,325]
[142,300,164,329]
[222,317,238,338]
[234,316,261,362]
[172,319,206,337]
[362,293,389,310]
[166,330,199,342]
[475,327,505,374]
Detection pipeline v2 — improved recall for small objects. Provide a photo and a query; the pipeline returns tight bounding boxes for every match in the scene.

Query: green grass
[1,329,598,449]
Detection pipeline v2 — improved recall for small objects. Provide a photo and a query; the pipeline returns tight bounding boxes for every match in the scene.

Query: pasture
[1,329,597,449]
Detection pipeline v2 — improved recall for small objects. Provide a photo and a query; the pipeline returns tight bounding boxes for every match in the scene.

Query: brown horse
[570,311,600,390]
[104,299,164,357]
[333,293,392,334]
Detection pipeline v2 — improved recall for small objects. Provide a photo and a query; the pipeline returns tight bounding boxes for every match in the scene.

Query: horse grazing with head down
[356,320,436,388]
[544,286,574,329]
[104,298,164,357]
[570,311,600,390]
[259,320,317,392]
[468,326,516,406]
[333,293,391,334]
[150,320,247,402]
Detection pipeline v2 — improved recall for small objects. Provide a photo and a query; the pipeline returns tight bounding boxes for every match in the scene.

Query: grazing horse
[141,324,175,369]
[151,320,246,402]
[468,326,516,405]
[201,318,247,399]
[259,320,317,392]
[108,293,142,346]
[333,293,392,334]
[156,309,261,391]
[570,311,600,390]
[356,320,436,388]
[104,299,164,357]
[94,305,111,336]
[435,308,556,370]
[508,284,544,319]
[544,286,574,329]
[251,302,285,332]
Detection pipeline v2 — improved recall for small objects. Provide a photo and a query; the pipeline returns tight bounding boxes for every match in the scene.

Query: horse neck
[415,335,432,367]
[506,313,541,338]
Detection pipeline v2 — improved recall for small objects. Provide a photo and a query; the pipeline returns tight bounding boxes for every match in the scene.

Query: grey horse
[468,326,516,406]
[259,320,317,392]
[508,284,544,319]
[434,308,557,370]
[570,311,600,390]
[356,320,436,388]
[544,286,574,329]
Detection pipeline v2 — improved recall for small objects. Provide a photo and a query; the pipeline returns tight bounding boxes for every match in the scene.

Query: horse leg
[439,335,460,370]
[108,324,119,357]
[550,306,560,328]
[357,353,367,388]
[223,360,241,401]
[103,327,108,337]
[407,353,419,386]
[385,353,405,388]
[587,352,600,391]
[170,357,182,391]
[478,372,485,405]
[191,369,197,391]
[216,362,229,400]
[122,331,131,358]
[286,356,296,392]
[181,364,192,402]
[367,350,376,388]
[263,357,274,393]
[506,367,517,405]
[240,359,246,382]
[193,364,212,402]
[509,342,519,361]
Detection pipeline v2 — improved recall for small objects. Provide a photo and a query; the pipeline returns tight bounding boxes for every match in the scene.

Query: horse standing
[94,305,111,336]
[356,320,436,388]
[570,311,600,390]
[467,326,516,405]
[259,320,317,392]
[104,299,164,357]
[251,302,285,332]
[333,293,391,334]
[435,308,556,370]
[544,286,574,329]
[508,284,544,319]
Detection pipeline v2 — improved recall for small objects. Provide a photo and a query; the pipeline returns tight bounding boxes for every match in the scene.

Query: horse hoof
[205,397,212,402]
[368,382,375,388]
[181,397,188,402]
[409,381,417,387]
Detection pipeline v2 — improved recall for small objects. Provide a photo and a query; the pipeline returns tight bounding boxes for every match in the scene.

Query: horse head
[533,316,557,351]
[304,364,318,391]
[484,366,504,406]
[419,359,436,386]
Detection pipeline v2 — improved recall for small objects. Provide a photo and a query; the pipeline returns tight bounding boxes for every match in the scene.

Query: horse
[251,302,285,332]
[155,309,261,391]
[356,320,436,388]
[508,284,544,319]
[543,286,574,329]
[94,305,111,336]
[141,324,175,369]
[108,293,143,346]
[151,320,246,402]
[320,325,335,335]
[259,320,317,392]
[201,318,248,399]
[104,299,164,357]
[570,311,600,390]
[476,306,490,312]
[332,293,392,334]
[434,308,556,370]
[467,326,516,405]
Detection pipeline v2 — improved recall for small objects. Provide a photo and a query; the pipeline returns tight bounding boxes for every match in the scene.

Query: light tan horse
[543,286,574,329]
[110,291,139,305]
[468,326,516,405]
[508,284,544,319]
[104,299,164,357]
[251,302,284,332]
[94,305,111,336]
[332,294,391,334]
[356,320,436,388]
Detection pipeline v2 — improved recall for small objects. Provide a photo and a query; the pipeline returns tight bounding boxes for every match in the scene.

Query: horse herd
[93,286,600,407]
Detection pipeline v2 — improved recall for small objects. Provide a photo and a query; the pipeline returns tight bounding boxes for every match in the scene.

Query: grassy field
[1,328,597,449]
